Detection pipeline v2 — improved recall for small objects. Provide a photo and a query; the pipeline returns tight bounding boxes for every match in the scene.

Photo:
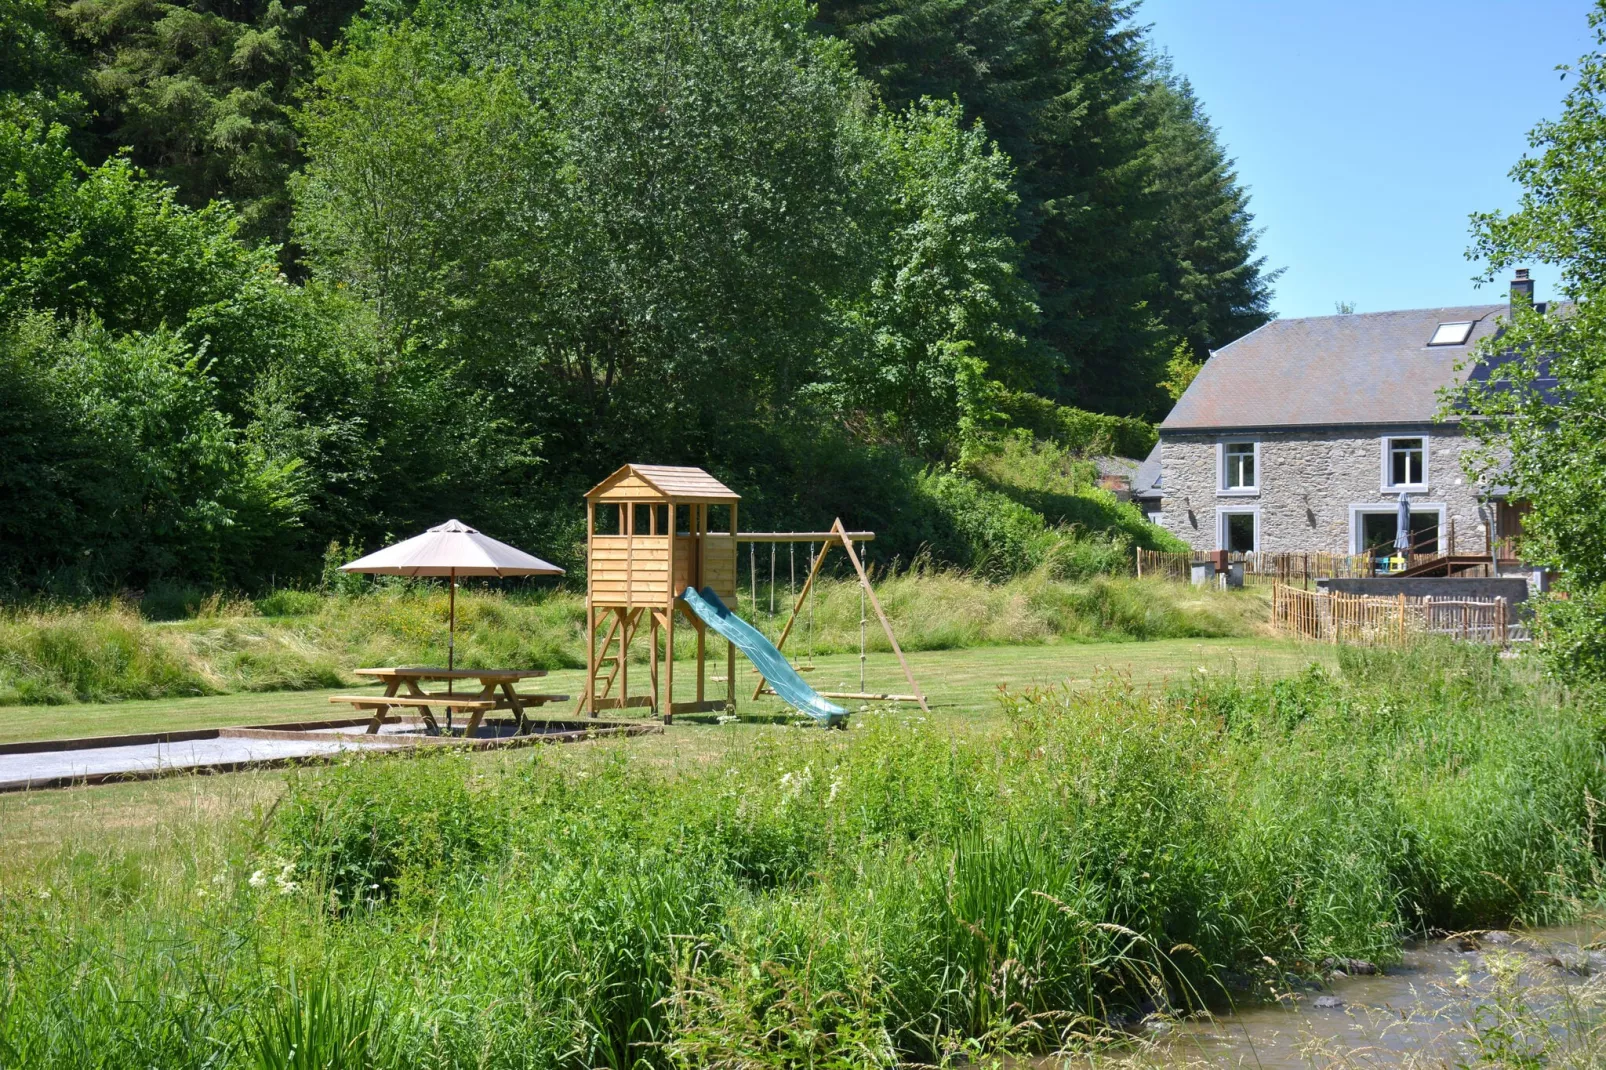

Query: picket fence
[1270,583,1521,645]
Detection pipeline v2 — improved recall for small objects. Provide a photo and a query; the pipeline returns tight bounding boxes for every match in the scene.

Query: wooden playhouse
[582,464,740,720]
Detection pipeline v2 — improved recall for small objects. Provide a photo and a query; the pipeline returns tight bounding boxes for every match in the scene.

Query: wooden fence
[1137,549,1375,586]
[1135,548,1195,582]
[1270,584,1518,645]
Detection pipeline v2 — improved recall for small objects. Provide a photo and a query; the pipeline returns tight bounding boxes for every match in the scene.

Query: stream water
[1050,923,1606,1068]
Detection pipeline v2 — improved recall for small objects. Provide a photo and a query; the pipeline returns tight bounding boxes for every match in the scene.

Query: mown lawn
[0,638,1331,875]
[0,636,1328,744]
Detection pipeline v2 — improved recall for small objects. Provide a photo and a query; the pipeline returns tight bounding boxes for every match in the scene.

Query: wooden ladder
[577,608,643,714]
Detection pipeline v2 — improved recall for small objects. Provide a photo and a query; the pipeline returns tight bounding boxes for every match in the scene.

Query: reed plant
[0,642,1601,1067]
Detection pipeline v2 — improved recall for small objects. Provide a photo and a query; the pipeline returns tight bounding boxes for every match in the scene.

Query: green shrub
[961,433,1188,556]
[273,750,513,908]
[138,581,215,621]
[256,589,324,617]
[914,468,1055,575]
[993,390,1157,457]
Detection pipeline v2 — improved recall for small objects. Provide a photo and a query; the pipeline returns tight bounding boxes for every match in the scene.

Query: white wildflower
[248,869,268,889]
[827,777,842,803]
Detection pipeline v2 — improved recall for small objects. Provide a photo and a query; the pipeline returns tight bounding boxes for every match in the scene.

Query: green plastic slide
[679,586,848,725]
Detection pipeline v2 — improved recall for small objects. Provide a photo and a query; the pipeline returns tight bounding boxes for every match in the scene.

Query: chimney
[1510,268,1535,315]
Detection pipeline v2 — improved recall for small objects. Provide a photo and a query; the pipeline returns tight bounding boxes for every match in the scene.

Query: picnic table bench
[331,667,568,737]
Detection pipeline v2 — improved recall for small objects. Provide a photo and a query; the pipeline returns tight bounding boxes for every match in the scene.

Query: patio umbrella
[1394,494,1413,555]
[341,520,564,672]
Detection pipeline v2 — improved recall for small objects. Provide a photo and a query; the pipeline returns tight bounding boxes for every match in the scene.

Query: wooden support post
[1398,592,1406,646]
[625,501,635,615]
[620,606,632,705]
[584,603,596,716]
[729,501,738,711]
[833,518,930,714]
[664,597,676,725]
[695,618,705,703]
[665,502,676,724]
[649,611,660,712]
[583,500,597,716]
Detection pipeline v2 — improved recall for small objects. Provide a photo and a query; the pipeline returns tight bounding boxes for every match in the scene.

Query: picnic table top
[353,667,549,681]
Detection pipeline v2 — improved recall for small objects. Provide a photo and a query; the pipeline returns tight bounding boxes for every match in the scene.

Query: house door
[1357,511,1440,556]
[1222,512,1256,553]
[1497,501,1529,540]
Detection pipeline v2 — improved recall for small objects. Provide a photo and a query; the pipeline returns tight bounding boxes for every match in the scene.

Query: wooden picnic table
[332,667,568,738]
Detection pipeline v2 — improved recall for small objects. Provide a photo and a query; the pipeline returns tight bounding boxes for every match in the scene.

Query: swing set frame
[578,464,928,723]
[746,518,929,712]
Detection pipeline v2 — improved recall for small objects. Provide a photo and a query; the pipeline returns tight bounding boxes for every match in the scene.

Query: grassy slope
[0,575,1266,707]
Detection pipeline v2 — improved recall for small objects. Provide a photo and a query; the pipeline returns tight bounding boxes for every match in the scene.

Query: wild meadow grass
[0,641,1600,1067]
[0,573,1262,706]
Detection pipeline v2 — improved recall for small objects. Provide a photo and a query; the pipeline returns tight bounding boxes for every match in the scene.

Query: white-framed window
[1218,441,1259,494]
[1216,506,1259,553]
[1382,435,1427,490]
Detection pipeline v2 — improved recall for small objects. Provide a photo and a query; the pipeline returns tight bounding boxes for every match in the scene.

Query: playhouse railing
[1137,549,1375,585]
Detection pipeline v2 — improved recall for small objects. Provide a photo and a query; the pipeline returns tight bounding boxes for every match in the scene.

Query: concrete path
[0,733,411,790]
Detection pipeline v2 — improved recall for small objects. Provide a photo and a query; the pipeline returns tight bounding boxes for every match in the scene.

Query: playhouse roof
[586,464,740,504]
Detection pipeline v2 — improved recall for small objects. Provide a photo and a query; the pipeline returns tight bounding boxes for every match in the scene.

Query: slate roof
[1091,455,1141,481]
[1160,305,1509,432]
[1132,442,1162,501]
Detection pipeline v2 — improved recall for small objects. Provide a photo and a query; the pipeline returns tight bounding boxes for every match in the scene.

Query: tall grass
[0,602,217,704]
[0,573,1263,706]
[0,643,1601,1067]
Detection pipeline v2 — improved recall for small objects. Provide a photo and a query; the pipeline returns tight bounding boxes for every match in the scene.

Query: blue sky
[1140,0,1596,320]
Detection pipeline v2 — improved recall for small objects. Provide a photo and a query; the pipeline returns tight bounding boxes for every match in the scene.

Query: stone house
[1134,275,1545,558]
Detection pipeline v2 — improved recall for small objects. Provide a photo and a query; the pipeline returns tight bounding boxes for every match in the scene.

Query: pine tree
[1144,68,1277,367]
[815,0,1275,417]
[53,0,369,255]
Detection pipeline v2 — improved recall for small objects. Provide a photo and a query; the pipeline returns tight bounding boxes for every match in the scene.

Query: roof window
[1428,321,1474,346]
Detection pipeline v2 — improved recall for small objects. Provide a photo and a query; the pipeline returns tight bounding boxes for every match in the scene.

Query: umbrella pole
[447,568,456,732]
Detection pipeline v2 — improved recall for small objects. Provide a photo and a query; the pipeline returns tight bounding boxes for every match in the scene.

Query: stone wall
[1155,426,1498,555]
